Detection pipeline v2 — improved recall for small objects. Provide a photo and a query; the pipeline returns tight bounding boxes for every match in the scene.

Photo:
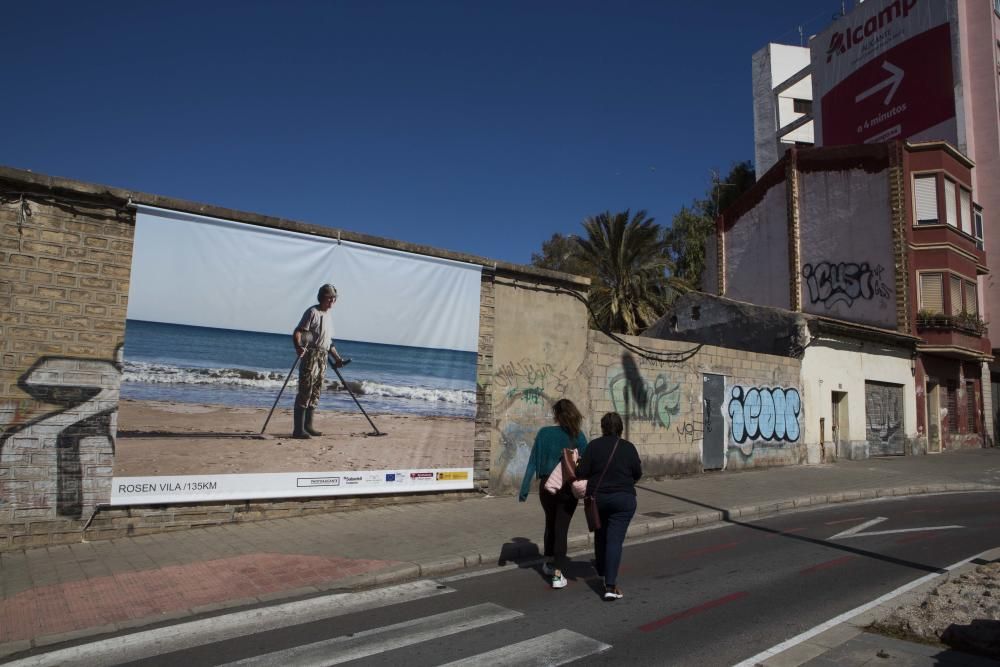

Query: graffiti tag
[0,356,120,519]
[495,360,569,393]
[802,261,892,308]
[609,371,681,430]
[676,421,702,444]
[728,386,801,445]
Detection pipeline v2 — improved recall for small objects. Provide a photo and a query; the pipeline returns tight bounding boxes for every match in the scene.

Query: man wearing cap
[292,284,345,439]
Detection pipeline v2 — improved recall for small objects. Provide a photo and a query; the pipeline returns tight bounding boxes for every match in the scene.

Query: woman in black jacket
[576,412,642,601]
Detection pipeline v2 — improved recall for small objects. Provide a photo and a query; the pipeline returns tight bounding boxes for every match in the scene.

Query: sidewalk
[2,449,999,661]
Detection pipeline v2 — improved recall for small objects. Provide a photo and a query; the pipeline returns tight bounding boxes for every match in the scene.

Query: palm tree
[576,210,671,335]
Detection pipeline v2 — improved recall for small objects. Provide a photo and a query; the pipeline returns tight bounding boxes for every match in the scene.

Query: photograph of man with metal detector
[291,283,346,438]
[113,207,480,504]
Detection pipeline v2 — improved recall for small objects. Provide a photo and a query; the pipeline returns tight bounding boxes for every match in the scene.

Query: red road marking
[639,591,749,632]
[799,555,854,574]
[679,542,741,559]
[824,517,867,526]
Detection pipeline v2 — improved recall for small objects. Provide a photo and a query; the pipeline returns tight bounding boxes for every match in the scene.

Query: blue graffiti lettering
[728,386,800,444]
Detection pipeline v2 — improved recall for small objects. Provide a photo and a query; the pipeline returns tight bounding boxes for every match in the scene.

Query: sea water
[121,320,477,417]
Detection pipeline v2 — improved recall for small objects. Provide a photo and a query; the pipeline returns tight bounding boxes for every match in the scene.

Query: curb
[745,545,1000,666]
[2,484,998,661]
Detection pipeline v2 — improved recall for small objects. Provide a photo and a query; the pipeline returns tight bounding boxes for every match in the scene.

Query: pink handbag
[543,460,565,494]
[545,448,588,498]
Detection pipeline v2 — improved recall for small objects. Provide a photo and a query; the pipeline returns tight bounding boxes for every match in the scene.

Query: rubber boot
[304,407,323,436]
[293,404,311,439]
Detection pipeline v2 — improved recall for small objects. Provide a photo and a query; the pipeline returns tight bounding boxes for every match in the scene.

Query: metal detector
[329,353,385,436]
[261,352,302,434]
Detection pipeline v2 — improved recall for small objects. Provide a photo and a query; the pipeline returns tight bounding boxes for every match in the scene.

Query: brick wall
[0,191,133,549]
[0,167,589,551]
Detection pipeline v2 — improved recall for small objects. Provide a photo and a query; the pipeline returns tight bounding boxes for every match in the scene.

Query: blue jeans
[594,492,636,587]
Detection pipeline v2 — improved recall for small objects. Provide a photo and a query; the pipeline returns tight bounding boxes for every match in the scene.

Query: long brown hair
[552,398,583,438]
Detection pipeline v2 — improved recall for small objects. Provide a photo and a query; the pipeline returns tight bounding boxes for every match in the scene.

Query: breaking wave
[122,361,474,406]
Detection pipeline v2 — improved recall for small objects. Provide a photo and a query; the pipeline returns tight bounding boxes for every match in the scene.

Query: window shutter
[920,273,943,313]
[914,176,938,223]
[950,276,963,314]
[944,179,957,227]
[960,189,971,234]
[965,281,978,316]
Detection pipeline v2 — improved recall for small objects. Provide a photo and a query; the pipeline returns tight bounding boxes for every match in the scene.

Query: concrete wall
[488,275,591,494]
[725,184,791,310]
[800,339,917,460]
[752,43,813,179]
[587,331,803,476]
[0,193,132,548]
[798,168,898,328]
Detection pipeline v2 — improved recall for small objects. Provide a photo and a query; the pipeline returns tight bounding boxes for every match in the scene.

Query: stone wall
[0,190,133,549]
[488,276,591,494]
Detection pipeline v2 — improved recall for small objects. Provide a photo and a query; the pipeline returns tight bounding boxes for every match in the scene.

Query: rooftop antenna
[798,25,804,46]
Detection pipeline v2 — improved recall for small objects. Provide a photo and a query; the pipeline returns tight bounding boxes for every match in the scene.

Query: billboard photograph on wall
[112,207,481,504]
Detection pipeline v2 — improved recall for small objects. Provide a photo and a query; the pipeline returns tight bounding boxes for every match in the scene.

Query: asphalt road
[12,491,1000,667]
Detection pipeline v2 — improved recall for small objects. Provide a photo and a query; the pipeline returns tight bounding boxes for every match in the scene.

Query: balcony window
[944,179,958,227]
[974,207,984,250]
[793,99,812,114]
[965,281,978,316]
[950,276,963,314]
[914,175,938,224]
[919,273,944,313]
[959,189,972,234]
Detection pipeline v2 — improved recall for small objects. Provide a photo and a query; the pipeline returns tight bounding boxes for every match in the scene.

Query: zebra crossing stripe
[437,629,612,666]
[5,580,453,667]
[220,603,523,667]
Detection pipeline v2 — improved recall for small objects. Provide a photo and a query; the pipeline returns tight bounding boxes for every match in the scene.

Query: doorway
[926,381,942,453]
[702,374,725,470]
[831,391,848,459]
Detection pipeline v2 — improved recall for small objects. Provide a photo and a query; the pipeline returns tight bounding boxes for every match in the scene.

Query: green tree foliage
[664,160,756,290]
[576,210,670,335]
[530,232,594,278]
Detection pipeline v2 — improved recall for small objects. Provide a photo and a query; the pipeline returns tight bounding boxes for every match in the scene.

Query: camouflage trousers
[296,347,327,408]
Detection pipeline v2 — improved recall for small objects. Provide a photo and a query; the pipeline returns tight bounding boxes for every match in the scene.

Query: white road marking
[220,603,523,667]
[833,525,963,539]
[437,629,612,666]
[829,517,963,540]
[5,580,453,667]
[731,550,991,667]
[828,517,886,539]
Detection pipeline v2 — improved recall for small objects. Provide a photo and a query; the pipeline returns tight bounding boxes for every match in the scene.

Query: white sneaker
[551,571,568,589]
[603,585,623,600]
[541,562,556,577]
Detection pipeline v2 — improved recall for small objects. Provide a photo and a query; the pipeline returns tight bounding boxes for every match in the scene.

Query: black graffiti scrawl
[802,261,892,308]
[1,355,120,519]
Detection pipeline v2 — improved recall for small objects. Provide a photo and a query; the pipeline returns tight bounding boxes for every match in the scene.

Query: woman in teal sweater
[518,398,588,589]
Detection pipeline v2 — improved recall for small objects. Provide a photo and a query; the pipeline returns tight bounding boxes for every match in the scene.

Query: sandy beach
[115,399,474,476]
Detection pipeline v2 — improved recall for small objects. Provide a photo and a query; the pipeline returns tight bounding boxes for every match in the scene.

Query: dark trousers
[594,492,637,587]
[538,483,578,569]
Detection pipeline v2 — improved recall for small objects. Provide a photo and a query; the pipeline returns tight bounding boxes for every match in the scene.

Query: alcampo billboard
[811,0,957,147]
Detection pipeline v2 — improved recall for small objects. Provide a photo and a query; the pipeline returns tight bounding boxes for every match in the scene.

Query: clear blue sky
[7,1,846,265]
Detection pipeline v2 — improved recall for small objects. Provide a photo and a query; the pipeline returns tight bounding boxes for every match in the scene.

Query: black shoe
[304,407,323,436]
